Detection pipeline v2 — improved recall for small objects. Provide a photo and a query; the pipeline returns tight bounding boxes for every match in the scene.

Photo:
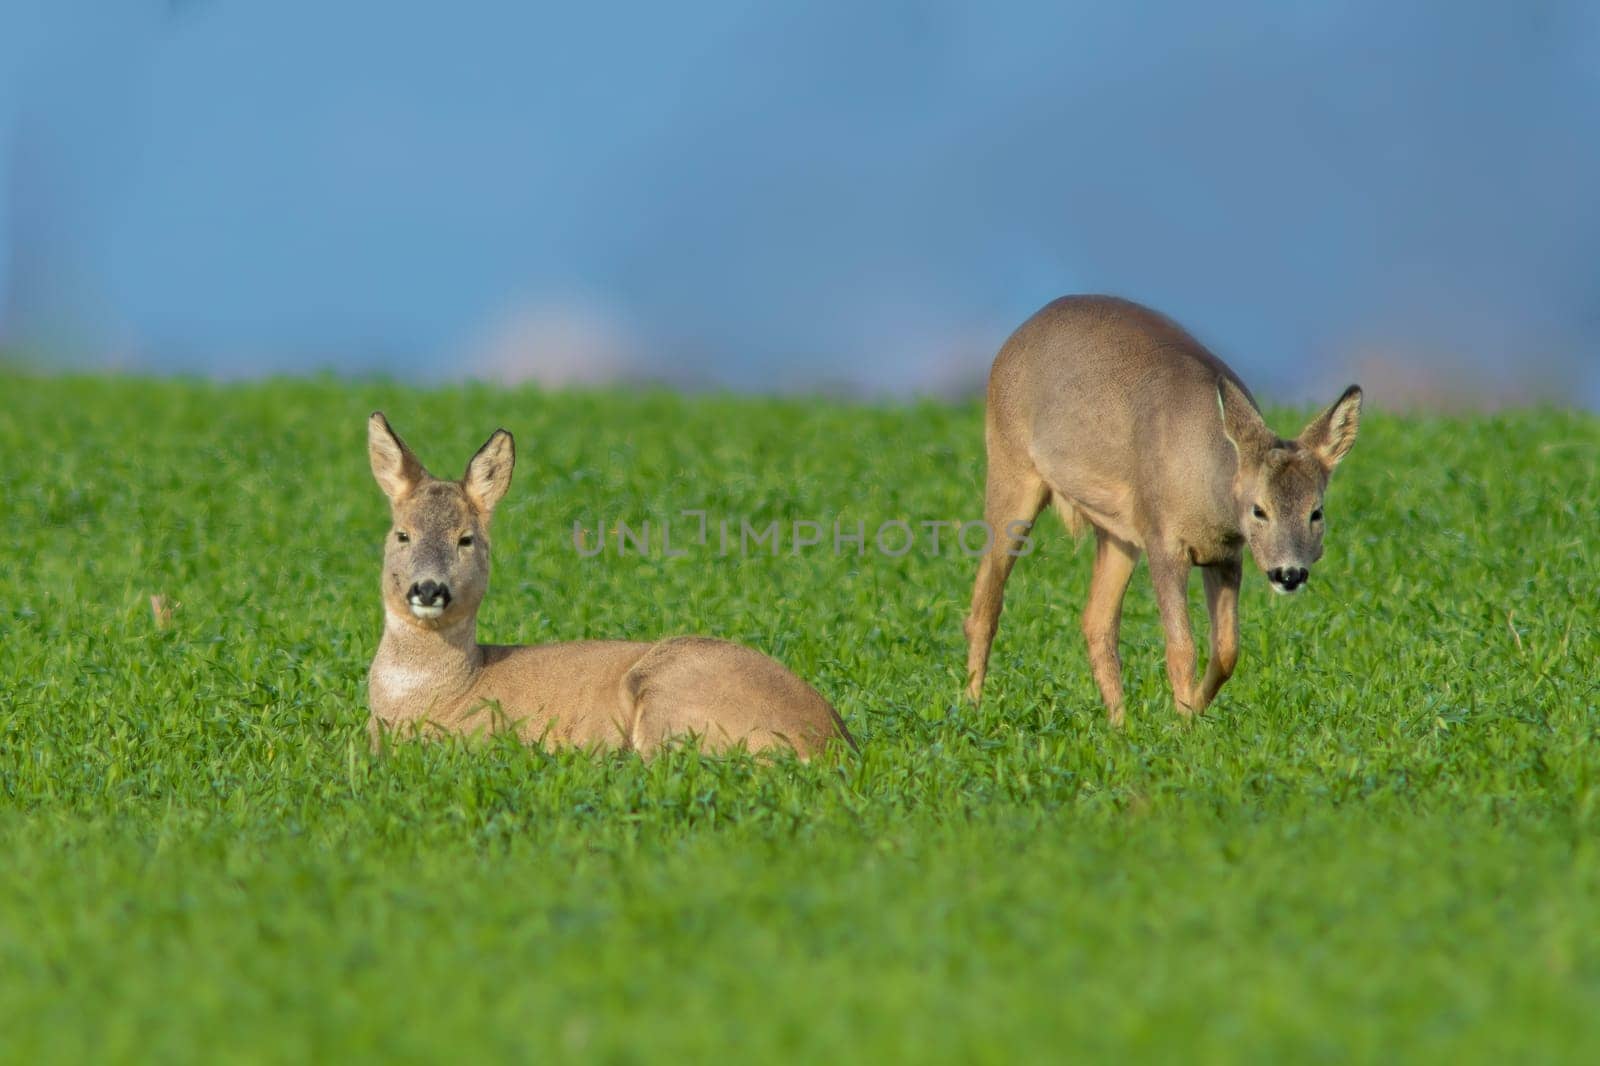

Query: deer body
[963,295,1362,723]
[365,414,851,757]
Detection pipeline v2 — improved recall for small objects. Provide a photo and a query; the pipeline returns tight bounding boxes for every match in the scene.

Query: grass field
[3,372,1598,1063]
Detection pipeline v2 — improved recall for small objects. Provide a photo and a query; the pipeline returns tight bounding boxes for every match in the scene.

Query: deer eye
[1310,508,1323,523]
[458,534,475,548]
[395,531,410,543]
[1251,505,1268,521]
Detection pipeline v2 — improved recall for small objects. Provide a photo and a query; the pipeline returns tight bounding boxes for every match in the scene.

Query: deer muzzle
[1266,566,1308,594]
[407,579,452,618]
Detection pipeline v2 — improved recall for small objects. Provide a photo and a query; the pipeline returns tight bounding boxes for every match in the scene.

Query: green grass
[2,372,1598,1063]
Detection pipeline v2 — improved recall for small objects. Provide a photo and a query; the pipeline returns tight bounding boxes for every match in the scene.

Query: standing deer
[963,296,1362,724]
[365,413,853,756]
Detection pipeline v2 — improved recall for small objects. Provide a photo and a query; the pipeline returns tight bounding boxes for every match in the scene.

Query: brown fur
[365,413,854,757]
[962,295,1362,724]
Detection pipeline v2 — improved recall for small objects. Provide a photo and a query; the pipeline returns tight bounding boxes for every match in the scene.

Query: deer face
[1219,382,1362,595]
[368,413,514,629]
[1235,444,1330,593]
[382,480,489,624]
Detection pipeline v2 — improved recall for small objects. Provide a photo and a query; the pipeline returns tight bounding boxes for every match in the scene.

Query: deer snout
[407,579,452,619]
[1267,566,1309,594]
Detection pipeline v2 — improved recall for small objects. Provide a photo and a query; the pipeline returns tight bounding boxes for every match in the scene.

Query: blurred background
[3,0,1597,406]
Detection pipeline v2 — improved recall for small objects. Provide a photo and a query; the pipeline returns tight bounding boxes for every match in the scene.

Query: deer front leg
[1146,547,1202,716]
[1081,528,1141,726]
[1199,559,1242,707]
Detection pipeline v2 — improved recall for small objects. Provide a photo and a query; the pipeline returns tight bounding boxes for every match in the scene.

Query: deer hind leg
[963,450,1048,703]
[1146,545,1203,716]
[1198,560,1242,708]
[1081,528,1140,726]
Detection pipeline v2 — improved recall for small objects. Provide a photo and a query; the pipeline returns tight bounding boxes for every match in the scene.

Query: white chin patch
[409,602,445,619]
[1268,582,1301,596]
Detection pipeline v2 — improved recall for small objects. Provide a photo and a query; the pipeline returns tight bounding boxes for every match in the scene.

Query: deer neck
[370,608,484,718]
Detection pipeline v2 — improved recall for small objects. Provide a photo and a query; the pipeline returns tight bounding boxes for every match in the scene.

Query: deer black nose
[1269,567,1308,590]
[407,580,451,607]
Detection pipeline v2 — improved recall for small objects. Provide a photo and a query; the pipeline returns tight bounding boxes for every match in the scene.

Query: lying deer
[365,413,853,756]
[963,295,1362,724]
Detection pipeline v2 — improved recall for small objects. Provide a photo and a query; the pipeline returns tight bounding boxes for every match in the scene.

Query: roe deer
[365,413,853,757]
[963,296,1362,724]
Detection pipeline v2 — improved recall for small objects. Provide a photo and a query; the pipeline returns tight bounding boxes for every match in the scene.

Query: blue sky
[4,1,1598,403]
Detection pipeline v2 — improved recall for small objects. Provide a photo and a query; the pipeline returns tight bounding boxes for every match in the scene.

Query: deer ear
[1216,377,1272,465]
[368,412,426,501]
[464,429,515,513]
[1299,385,1362,471]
